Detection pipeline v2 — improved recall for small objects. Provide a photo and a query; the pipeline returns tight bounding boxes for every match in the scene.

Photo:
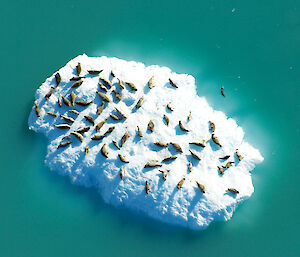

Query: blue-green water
[1,1,299,256]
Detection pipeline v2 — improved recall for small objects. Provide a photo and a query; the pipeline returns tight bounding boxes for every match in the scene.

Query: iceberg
[28,54,263,229]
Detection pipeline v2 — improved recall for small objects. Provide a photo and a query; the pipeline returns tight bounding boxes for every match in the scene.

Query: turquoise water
[1,0,299,256]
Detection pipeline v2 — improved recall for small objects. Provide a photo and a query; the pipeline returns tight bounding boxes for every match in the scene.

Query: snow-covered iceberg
[28,54,263,229]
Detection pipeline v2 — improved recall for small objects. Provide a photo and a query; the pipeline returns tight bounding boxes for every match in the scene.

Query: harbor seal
[84,146,89,156]
[218,166,224,175]
[110,114,120,121]
[91,135,105,141]
[97,103,105,116]
[120,166,124,179]
[62,96,71,107]
[159,169,169,181]
[100,78,112,89]
[120,131,130,147]
[134,96,144,110]
[57,140,72,149]
[145,181,150,194]
[76,62,81,76]
[54,124,71,129]
[148,76,155,89]
[97,91,110,103]
[98,82,108,92]
[115,108,127,120]
[75,126,91,133]
[71,131,84,143]
[219,155,230,160]
[69,109,80,115]
[112,140,120,150]
[179,120,189,132]
[88,70,103,75]
[34,101,41,117]
[84,115,95,126]
[162,156,177,163]
[154,142,169,147]
[209,121,215,132]
[236,149,243,161]
[70,76,85,81]
[125,82,137,91]
[70,80,83,89]
[58,97,62,107]
[47,111,58,117]
[223,161,234,169]
[101,144,109,158]
[163,114,169,126]
[112,90,122,102]
[196,181,205,193]
[103,126,115,137]
[227,188,239,194]
[177,178,185,189]
[189,150,201,160]
[221,86,225,97]
[169,79,178,88]
[170,142,183,153]
[75,100,93,106]
[148,120,154,133]
[55,73,61,87]
[118,154,129,163]
[60,115,74,123]
[118,78,125,89]
[62,135,71,140]
[166,102,174,112]
[96,119,108,132]
[211,133,222,147]
[188,161,192,172]
[187,111,192,121]
[70,91,76,106]
[189,141,206,148]
[137,126,143,137]
[144,162,162,168]
[45,87,54,100]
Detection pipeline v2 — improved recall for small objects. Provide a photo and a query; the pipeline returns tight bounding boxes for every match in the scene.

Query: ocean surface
[0,1,299,257]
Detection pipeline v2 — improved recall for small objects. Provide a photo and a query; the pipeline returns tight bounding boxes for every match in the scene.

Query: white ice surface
[28,54,263,229]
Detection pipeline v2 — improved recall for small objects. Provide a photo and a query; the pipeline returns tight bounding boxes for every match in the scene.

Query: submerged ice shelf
[28,54,263,229]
